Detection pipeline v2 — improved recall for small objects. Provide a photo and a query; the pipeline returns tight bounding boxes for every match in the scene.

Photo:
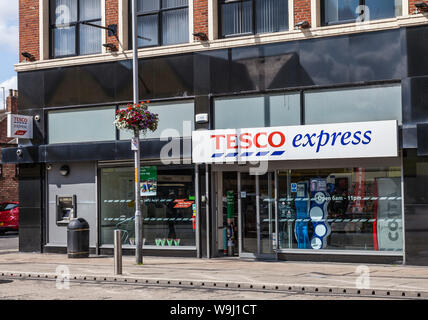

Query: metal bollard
[114,230,122,275]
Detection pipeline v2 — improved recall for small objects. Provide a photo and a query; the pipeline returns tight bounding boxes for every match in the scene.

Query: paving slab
[0,250,427,298]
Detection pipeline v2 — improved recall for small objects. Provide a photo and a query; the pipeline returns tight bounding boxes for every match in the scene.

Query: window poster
[140,166,157,196]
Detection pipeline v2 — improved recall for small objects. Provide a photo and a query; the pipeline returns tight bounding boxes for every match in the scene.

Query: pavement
[0,249,428,299]
[0,232,19,250]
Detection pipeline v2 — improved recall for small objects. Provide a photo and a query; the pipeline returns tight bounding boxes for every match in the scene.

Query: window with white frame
[50,0,102,58]
[129,0,189,48]
[219,0,289,37]
[321,0,402,26]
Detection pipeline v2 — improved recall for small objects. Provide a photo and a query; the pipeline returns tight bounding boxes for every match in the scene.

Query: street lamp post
[131,0,143,265]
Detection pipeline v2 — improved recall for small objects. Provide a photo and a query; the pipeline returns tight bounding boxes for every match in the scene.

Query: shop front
[208,159,403,261]
[192,85,405,262]
[4,24,428,265]
[99,164,196,251]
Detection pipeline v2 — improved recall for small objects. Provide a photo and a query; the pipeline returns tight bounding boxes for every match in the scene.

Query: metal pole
[274,171,279,254]
[114,230,122,275]
[268,172,272,252]
[134,130,142,264]
[237,172,242,256]
[132,0,139,105]
[131,0,142,265]
[205,163,210,259]
[256,174,260,255]
[195,165,201,258]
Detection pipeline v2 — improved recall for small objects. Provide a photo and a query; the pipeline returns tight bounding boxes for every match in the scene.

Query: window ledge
[15,14,428,73]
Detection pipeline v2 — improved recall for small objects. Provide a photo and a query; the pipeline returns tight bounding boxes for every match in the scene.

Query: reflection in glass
[79,0,101,20]
[137,0,159,13]
[48,106,116,144]
[138,14,159,47]
[241,173,257,253]
[323,0,359,25]
[221,1,253,36]
[100,167,196,247]
[222,172,239,256]
[214,93,300,129]
[53,26,76,57]
[277,167,403,251]
[162,0,188,8]
[304,84,402,125]
[80,21,102,55]
[255,0,288,34]
[259,173,275,254]
[51,0,101,57]
[365,0,402,20]
[52,0,78,24]
[162,8,189,45]
[120,101,194,140]
[322,0,401,25]
[134,0,189,47]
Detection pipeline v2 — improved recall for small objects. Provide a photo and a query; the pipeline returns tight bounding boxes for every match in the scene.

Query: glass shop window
[129,0,189,48]
[50,0,102,58]
[214,92,300,129]
[276,166,403,252]
[100,166,196,247]
[304,84,402,125]
[119,100,194,140]
[321,0,402,26]
[220,0,289,38]
[48,106,116,144]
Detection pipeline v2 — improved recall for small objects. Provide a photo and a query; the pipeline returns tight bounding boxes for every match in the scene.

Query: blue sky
[0,0,18,107]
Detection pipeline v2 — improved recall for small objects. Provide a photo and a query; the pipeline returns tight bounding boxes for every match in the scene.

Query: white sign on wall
[7,114,33,139]
[192,120,398,164]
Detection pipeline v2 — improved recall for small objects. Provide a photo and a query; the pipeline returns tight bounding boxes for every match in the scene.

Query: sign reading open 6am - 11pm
[7,114,33,139]
[192,120,398,163]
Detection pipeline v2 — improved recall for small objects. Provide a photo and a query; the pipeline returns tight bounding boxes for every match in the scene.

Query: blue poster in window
[291,183,297,193]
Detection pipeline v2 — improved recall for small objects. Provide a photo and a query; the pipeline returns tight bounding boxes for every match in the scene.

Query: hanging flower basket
[114,101,159,135]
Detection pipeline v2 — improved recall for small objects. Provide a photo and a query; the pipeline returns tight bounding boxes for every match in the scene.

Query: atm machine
[56,195,77,226]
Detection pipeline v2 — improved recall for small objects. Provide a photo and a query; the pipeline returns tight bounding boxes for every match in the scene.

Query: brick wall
[294,0,312,27]
[193,0,208,40]
[19,0,39,62]
[105,0,120,49]
[409,0,428,14]
[18,0,426,60]
[0,91,19,203]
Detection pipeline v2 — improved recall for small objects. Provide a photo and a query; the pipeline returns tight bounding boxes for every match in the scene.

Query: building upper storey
[18,0,428,71]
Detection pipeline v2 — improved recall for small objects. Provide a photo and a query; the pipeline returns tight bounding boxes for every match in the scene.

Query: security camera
[16,149,23,157]
[46,164,52,170]
[34,115,40,121]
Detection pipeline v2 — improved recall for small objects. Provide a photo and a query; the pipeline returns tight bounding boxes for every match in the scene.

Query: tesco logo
[192,121,397,163]
[211,131,286,150]
[14,117,29,124]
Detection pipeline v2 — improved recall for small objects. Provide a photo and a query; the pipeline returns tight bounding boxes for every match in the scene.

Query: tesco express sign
[192,120,398,163]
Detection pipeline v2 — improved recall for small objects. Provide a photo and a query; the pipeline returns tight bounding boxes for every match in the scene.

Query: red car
[0,202,19,234]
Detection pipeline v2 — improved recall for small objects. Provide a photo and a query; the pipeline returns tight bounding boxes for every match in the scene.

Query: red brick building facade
[18,0,428,62]
[0,91,19,203]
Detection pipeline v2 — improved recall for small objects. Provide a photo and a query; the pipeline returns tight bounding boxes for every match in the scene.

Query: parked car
[0,202,19,234]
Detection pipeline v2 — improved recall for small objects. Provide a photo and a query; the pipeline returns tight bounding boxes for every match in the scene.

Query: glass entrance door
[239,172,276,258]
[259,173,275,255]
[240,172,257,253]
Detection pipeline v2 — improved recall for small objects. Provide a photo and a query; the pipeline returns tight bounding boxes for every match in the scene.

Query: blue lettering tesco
[292,130,372,153]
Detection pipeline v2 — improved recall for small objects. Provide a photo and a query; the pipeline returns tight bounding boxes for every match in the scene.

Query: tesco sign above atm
[192,120,398,163]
